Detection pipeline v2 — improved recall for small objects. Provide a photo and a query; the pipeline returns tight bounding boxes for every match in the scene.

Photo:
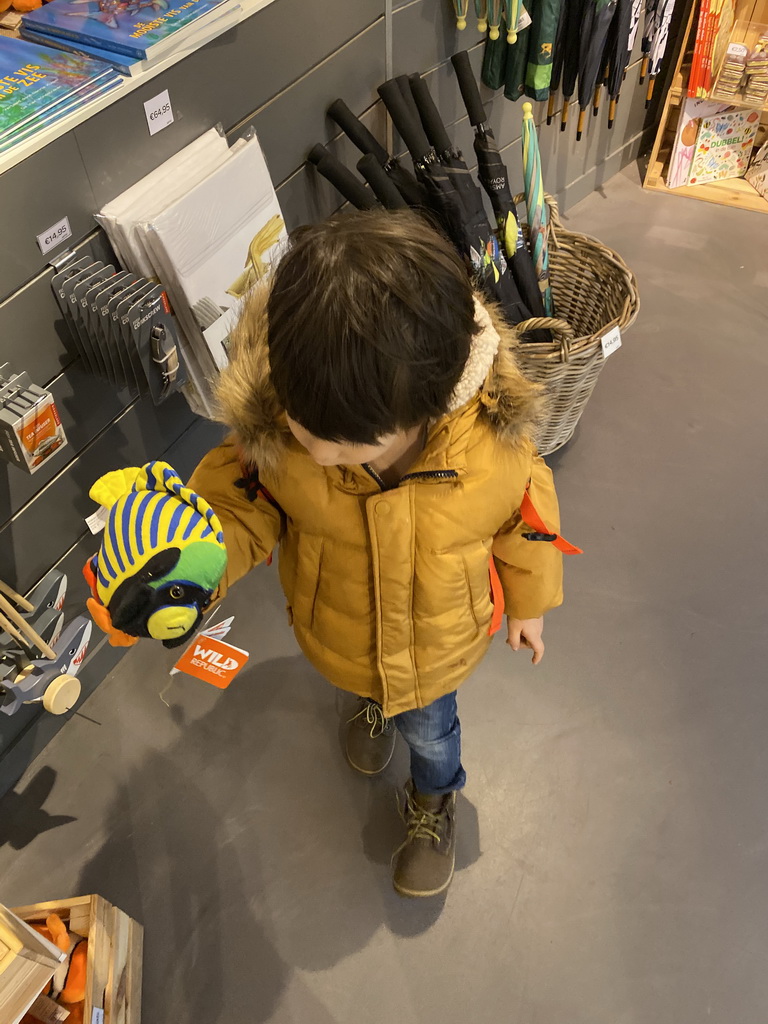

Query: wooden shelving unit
[644,0,768,213]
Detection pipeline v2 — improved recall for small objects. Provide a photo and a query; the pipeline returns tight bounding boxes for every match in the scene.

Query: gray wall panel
[392,0,472,76]
[0,134,97,302]
[0,231,116,388]
[231,20,385,185]
[0,392,194,594]
[74,0,385,207]
[276,165,345,232]
[0,364,132,528]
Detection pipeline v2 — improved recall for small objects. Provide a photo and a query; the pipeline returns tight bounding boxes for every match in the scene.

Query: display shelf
[0,0,275,176]
[644,0,768,213]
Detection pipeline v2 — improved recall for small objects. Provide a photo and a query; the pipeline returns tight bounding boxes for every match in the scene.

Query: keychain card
[70,265,110,380]
[51,257,99,372]
[128,285,187,405]
[116,279,154,396]
[94,271,135,390]
[55,261,103,373]
[104,274,143,394]
[82,265,118,385]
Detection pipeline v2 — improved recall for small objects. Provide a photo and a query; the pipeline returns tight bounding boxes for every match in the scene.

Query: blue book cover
[22,0,229,60]
[20,25,140,74]
[0,36,121,140]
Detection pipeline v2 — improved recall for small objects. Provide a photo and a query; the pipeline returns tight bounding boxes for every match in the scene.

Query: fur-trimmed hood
[215,286,542,471]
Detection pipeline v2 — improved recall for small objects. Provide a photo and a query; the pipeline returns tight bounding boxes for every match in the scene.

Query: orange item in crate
[21,913,88,1023]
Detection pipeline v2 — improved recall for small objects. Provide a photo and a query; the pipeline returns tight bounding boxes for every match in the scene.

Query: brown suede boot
[392,780,457,898]
[345,698,396,776]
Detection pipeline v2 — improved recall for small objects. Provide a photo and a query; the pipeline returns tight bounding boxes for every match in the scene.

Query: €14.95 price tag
[600,325,622,359]
[36,216,72,255]
[144,88,174,136]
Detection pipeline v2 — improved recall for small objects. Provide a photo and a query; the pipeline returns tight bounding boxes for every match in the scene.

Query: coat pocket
[292,533,324,631]
[462,545,494,635]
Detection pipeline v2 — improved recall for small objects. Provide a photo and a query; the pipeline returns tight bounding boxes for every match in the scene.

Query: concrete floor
[2,166,768,1023]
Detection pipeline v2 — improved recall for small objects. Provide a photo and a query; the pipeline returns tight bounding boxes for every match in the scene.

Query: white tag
[91,1010,105,1024]
[37,216,72,255]
[144,89,174,135]
[517,5,532,30]
[601,325,622,359]
[86,505,110,534]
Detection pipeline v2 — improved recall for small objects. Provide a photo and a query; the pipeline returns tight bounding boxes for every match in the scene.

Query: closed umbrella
[307,144,379,210]
[327,98,426,207]
[547,0,571,124]
[357,153,408,210]
[521,102,554,315]
[505,0,523,42]
[379,77,533,325]
[604,0,633,125]
[576,0,618,140]
[524,0,563,102]
[607,0,642,125]
[639,0,655,82]
[451,50,546,321]
[560,0,587,131]
[645,0,676,107]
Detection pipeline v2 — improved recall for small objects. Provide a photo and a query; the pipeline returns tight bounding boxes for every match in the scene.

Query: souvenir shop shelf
[644,0,768,213]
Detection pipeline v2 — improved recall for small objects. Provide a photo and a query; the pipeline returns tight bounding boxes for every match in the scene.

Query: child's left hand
[506,616,545,665]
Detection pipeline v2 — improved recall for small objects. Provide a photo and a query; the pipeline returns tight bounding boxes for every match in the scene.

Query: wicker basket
[512,194,640,456]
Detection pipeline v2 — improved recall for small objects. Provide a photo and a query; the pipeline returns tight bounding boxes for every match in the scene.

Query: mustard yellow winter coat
[190,297,566,717]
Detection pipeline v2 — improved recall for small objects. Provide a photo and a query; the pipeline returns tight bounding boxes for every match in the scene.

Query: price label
[600,325,622,359]
[91,1010,104,1024]
[144,88,174,136]
[36,216,72,255]
[85,504,110,534]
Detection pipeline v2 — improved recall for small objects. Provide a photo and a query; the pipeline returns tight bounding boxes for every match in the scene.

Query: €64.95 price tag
[144,88,174,136]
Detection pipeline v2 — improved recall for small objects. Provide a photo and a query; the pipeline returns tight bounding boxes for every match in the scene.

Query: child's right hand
[506,616,545,665]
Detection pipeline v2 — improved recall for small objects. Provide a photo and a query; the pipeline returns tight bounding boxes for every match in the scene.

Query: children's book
[687,107,760,184]
[0,36,121,143]
[745,140,768,198]
[22,0,234,60]
[666,97,731,187]
[20,24,142,74]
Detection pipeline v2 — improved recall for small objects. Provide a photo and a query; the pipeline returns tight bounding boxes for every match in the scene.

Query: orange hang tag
[173,634,249,689]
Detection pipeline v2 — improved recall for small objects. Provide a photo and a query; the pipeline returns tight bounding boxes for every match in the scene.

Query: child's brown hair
[266,210,478,444]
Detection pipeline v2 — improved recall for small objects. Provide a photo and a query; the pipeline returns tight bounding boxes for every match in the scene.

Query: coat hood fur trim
[215,286,543,471]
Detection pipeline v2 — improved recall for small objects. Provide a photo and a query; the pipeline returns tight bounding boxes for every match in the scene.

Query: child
[190,210,568,899]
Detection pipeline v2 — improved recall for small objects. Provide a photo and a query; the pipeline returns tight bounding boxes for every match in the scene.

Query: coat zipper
[363,466,458,490]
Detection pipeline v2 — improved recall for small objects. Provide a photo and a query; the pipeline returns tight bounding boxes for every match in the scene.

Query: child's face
[286,415,399,468]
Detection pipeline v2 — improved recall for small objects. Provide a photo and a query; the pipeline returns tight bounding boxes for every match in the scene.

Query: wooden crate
[7,895,143,1024]
[0,904,66,1024]
[644,0,768,213]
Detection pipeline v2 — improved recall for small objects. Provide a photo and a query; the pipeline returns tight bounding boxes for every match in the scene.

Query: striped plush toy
[83,462,227,648]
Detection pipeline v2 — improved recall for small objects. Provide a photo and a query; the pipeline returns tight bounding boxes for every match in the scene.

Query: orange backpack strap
[488,558,505,635]
[520,488,583,556]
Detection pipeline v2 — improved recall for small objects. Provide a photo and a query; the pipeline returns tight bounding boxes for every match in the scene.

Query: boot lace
[348,698,390,738]
[392,787,444,864]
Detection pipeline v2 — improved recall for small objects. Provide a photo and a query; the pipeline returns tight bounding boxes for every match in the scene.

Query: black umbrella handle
[327,99,390,166]
[395,75,423,132]
[408,73,454,157]
[357,154,408,209]
[451,51,487,128]
[308,145,379,210]
[378,79,432,163]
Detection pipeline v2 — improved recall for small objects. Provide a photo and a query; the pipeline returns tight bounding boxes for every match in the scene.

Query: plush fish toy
[83,461,227,648]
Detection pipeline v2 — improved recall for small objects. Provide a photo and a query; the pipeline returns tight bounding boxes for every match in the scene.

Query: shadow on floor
[73,654,472,1021]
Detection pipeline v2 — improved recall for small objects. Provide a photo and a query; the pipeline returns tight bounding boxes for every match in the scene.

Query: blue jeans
[392,691,466,796]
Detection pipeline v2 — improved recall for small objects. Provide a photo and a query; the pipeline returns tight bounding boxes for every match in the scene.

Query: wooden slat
[126,918,143,1024]
[86,895,112,1024]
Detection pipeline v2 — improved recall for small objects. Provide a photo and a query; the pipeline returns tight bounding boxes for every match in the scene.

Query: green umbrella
[521,101,553,315]
[524,0,563,101]
[504,17,530,100]
[482,17,508,89]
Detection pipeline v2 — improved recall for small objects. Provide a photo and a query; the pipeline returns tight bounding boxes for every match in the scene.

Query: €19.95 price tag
[144,89,174,136]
